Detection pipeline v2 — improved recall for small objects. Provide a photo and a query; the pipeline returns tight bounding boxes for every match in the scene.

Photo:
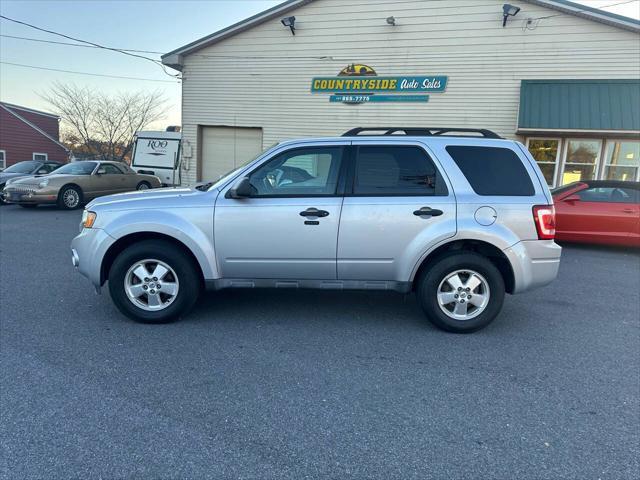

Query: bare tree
[41,82,168,161]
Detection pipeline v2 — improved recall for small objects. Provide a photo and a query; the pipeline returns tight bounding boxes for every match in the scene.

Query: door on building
[215,143,349,279]
[200,126,263,182]
[337,143,455,281]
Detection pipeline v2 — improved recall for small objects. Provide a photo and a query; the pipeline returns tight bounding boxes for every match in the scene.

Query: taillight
[533,205,556,240]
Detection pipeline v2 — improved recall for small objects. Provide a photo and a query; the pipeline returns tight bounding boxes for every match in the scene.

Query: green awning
[518,80,640,132]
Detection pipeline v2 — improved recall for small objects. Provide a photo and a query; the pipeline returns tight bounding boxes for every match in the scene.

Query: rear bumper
[504,240,562,294]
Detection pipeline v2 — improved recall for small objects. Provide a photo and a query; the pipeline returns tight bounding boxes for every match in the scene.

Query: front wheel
[108,239,201,323]
[416,252,505,333]
[58,185,82,210]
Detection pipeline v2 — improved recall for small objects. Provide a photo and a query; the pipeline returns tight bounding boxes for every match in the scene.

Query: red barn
[0,102,70,169]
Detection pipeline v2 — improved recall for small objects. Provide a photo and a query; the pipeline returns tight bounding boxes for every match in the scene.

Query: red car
[552,180,640,247]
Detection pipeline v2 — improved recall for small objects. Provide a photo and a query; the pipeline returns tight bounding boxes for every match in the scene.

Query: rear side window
[353,146,446,195]
[446,146,535,196]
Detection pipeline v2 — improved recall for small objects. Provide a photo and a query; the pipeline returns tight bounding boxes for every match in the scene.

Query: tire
[0,186,6,205]
[57,185,82,210]
[19,204,38,209]
[136,181,151,190]
[108,239,201,323]
[416,252,505,333]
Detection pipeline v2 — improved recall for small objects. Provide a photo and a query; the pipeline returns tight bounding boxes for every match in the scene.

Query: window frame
[559,138,602,186]
[32,152,48,161]
[601,139,640,182]
[346,143,449,197]
[0,150,5,170]
[525,137,562,188]
[244,145,349,198]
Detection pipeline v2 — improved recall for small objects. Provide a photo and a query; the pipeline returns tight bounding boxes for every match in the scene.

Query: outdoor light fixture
[502,3,521,27]
[281,16,296,35]
[386,16,396,26]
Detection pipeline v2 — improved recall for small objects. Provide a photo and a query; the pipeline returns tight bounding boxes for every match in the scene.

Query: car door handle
[622,208,635,213]
[300,208,329,217]
[413,207,444,217]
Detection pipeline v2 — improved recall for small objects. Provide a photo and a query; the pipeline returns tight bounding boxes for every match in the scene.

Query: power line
[0,34,165,54]
[0,14,180,78]
[0,60,180,83]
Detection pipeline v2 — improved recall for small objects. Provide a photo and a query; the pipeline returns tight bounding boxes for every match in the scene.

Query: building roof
[517,79,640,133]
[0,103,69,152]
[161,0,640,70]
[0,101,60,119]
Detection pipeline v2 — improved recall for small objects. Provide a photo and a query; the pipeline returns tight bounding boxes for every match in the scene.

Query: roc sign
[310,64,448,103]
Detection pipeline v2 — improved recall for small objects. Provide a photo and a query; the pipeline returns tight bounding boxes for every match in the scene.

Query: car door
[555,185,638,243]
[337,142,456,282]
[98,163,129,193]
[215,143,348,279]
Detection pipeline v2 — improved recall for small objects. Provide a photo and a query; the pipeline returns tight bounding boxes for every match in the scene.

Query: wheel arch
[100,232,205,286]
[411,239,515,294]
[59,183,83,198]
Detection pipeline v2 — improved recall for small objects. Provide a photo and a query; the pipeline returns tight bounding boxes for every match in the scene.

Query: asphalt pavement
[1,204,639,479]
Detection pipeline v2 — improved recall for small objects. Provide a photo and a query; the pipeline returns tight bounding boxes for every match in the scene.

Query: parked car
[0,160,62,204]
[552,180,640,247]
[3,160,161,209]
[71,127,562,333]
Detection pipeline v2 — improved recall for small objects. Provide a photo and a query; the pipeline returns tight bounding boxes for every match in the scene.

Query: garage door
[201,126,263,182]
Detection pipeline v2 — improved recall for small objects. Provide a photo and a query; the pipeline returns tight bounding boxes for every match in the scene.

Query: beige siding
[178,0,640,184]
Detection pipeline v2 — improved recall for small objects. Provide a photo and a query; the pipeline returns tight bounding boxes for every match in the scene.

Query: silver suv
[71,127,561,333]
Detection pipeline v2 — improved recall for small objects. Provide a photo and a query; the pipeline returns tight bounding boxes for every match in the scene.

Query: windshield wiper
[195,182,214,191]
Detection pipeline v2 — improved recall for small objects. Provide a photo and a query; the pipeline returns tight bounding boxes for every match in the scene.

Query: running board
[206,279,412,293]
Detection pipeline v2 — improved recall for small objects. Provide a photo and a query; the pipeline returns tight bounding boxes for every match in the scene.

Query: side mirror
[95,168,106,176]
[564,194,581,203]
[226,177,253,199]
[37,169,48,175]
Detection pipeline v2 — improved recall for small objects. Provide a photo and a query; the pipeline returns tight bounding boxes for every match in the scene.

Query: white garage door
[201,126,263,182]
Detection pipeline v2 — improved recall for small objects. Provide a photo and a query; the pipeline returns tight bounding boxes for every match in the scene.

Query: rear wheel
[416,252,505,333]
[136,181,151,190]
[58,185,82,210]
[108,239,201,323]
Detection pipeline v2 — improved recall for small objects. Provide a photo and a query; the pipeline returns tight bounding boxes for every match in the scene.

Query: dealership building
[162,0,640,187]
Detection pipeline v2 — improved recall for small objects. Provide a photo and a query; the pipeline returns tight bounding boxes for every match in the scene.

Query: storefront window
[527,138,560,186]
[604,140,640,181]
[561,139,601,185]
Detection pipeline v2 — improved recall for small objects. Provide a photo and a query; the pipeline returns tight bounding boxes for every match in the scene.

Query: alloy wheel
[124,259,180,311]
[63,189,80,208]
[437,269,490,321]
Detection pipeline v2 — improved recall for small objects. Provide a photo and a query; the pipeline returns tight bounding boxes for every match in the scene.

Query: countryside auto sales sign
[311,64,448,103]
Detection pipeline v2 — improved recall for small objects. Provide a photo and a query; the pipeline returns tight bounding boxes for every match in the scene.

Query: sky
[1,0,639,129]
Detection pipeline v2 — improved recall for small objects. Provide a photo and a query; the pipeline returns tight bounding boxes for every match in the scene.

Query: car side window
[578,187,638,204]
[101,164,123,175]
[446,145,535,196]
[353,145,446,196]
[248,147,344,197]
[43,163,59,173]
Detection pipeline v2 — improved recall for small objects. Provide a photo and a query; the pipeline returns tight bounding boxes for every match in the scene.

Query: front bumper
[71,227,116,290]
[504,240,562,294]
[3,187,58,204]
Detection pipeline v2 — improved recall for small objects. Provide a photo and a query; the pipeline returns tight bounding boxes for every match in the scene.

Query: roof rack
[341,127,503,139]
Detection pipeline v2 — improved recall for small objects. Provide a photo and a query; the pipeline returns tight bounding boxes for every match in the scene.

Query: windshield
[3,161,40,174]
[202,143,279,191]
[52,161,97,175]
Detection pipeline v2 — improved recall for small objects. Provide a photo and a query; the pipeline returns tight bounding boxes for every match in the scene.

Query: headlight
[81,210,97,229]
[38,178,49,189]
